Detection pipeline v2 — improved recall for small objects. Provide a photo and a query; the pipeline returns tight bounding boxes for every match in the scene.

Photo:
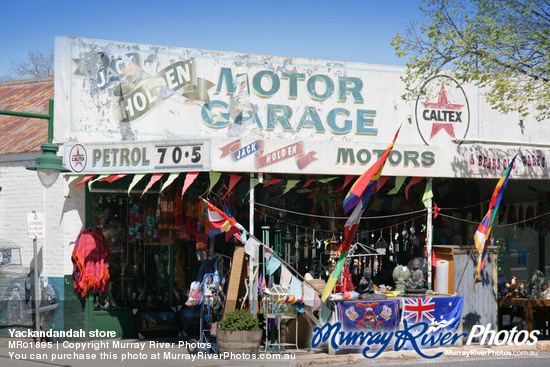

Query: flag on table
[399,296,464,351]
[322,127,401,301]
[343,127,401,214]
[201,198,242,242]
[474,155,516,286]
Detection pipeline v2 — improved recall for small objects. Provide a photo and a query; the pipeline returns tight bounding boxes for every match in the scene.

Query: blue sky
[0,1,424,77]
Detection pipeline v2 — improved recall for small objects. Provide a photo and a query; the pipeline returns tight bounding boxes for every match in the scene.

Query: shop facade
[3,36,549,339]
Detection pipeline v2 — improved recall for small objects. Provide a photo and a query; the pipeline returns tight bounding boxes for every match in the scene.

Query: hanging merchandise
[388,227,394,262]
[72,229,110,297]
[375,229,387,255]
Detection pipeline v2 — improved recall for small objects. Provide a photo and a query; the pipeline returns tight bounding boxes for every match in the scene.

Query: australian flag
[400,296,464,350]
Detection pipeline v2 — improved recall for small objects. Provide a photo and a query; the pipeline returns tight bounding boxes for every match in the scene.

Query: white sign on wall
[27,212,44,239]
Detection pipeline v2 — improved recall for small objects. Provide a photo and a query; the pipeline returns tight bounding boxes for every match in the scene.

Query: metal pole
[249,173,257,314]
[426,178,433,290]
[33,236,40,335]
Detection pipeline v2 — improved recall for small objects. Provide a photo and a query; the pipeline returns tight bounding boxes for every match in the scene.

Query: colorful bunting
[474,155,516,286]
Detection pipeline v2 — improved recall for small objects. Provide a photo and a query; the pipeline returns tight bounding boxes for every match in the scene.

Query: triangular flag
[64,175,79,190]
[280,266,292,287]
[422,181,434,208]
[88,174,110,189]
[312,292,322,312]
[64,175,80,197]
[388,176,406,194]
[141,173,164,197]
[73,174,95,189]
[375,176,390,193]
[100,174,127,183]
[319,177,338,184]
[244,178,261,199]
[434,203,441,218]
[281,179,300,196]
[264,178,282,187]
[244,237,261,260]
[264,246,273,260]
[267,255,281,275]
[209,171,222,191]
[290,276,303,300]
[334,175,354,192]
[181,172,199,197]
[405,177,424,200]
[160,172,180,193]
[302,179,318,188]
[221,174,242,200]
[303,284,315,307]
[128,174,146,194]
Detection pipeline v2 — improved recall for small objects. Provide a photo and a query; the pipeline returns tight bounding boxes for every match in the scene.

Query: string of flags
[66,170,435,210]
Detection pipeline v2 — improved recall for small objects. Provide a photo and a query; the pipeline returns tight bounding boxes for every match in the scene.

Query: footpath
[0,337,549,367]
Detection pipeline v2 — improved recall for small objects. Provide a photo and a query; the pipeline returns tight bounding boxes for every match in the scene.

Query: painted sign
[64,140,210,174]
[54,37,550,178]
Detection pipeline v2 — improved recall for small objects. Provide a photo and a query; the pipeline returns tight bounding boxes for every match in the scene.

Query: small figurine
[358,268,386,300]
[526,270,545,299]
[405,258,427,297]
[392,265,410,291]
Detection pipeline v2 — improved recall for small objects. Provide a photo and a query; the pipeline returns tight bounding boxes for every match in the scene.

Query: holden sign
[415,75,470,146]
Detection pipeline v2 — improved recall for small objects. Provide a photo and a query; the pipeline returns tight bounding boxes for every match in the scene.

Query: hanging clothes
[72,229,110,297]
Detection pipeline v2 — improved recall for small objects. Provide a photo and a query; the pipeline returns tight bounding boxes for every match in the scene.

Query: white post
[249,173,257,314]
[426,178,433,290]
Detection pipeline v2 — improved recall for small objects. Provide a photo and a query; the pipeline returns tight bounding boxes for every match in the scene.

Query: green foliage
[218,309,260,331]
[391,0,550,121]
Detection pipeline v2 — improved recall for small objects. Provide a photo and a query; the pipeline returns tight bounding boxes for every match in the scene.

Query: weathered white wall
[0,152,85,279]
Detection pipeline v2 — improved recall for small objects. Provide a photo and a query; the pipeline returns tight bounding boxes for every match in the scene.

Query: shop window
[91,191,205,311]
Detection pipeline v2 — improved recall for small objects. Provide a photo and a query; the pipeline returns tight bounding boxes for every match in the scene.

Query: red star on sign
[72,148,85,168]
[422,83,464,140]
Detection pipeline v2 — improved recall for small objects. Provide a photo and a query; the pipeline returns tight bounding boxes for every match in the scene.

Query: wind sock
[343,127,401,214]
[201,198,243,242]
[474,155,516,286]
[322,127,401,301]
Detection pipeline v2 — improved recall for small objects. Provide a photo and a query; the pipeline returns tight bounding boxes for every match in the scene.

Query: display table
[498,298,550,334]
[327,295,464,354]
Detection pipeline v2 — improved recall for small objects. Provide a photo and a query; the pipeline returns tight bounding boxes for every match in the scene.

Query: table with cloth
[329,295,464,353]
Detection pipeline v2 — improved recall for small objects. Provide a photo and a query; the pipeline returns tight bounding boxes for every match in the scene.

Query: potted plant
[217,309,262,354]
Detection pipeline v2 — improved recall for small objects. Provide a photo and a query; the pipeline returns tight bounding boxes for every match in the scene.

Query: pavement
[0,337,549,366]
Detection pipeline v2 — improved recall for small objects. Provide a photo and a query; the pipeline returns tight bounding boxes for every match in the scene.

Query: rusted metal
[0,78,53,154]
